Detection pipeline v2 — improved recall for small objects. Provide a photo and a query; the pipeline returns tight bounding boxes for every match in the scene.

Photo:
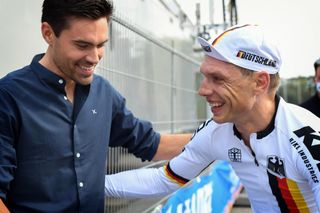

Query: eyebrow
[73,39,108,47]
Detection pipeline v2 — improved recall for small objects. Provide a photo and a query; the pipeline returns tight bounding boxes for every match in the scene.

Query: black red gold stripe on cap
[211,24,256,46]
[164,162,189,186]
[268,172,310,212]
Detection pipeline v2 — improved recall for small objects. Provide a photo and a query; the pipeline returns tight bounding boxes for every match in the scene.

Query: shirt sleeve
[109,88,160,161]
[166,119,215,180]
[105,167,180,198]
[0,88,18,199]
[105,120,216,198]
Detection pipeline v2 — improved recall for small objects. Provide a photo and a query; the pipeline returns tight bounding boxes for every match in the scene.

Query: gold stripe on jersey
[285,178,310,212]
[269,173,311,212]
[164,163,188,186]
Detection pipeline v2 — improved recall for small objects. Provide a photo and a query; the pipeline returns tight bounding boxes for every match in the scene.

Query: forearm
[0,199,9,213]
[152,133,192,161]
[105,167,180,198]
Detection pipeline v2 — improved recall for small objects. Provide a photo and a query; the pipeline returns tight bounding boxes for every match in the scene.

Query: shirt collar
[233,95,280,140]
[30,54,66,93]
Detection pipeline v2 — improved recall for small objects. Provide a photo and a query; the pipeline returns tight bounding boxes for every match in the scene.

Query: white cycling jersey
[105,96,320,213]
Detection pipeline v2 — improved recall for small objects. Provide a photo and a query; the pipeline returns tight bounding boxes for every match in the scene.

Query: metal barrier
[98,13,206,212]
[278,78,316,105]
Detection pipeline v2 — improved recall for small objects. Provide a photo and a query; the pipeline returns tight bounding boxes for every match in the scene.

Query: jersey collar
[233,95,280,140]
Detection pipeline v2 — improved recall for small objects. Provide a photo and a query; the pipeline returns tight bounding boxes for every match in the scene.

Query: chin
[212,116,226,124]
[77,76,93,85]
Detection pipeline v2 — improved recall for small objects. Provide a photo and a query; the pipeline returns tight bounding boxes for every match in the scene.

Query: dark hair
[314,58,320,72]
[41,0,113,37]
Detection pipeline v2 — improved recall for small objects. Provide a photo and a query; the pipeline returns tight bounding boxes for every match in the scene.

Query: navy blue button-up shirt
[0,54,160,212]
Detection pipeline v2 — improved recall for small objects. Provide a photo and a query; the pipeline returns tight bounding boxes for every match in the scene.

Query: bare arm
[152,134,192,161]
[0,199,9,213]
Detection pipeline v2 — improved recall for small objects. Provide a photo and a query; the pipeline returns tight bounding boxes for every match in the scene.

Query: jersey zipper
[237,136,260,167]
[251,150,259,166]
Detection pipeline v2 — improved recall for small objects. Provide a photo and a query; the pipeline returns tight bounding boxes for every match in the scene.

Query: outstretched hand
[0,199,9,213]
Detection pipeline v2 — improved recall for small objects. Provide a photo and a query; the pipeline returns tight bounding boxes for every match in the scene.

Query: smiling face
[198,56,258,124]
[41,17,109,85]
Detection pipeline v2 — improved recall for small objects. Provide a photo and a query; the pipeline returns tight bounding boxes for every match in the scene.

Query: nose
[87,47,102,64]
[198,78,212,97]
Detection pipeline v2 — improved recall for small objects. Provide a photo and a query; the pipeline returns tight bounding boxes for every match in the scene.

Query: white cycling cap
[197,24,282,74]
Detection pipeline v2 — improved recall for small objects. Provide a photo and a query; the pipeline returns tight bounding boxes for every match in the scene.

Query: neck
[65,81,76,104]
[235,95,276,144]
[39,52,62,77]
[39,52,76,103]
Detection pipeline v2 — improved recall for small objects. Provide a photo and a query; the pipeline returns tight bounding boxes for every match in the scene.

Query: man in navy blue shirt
[0,0,191,212]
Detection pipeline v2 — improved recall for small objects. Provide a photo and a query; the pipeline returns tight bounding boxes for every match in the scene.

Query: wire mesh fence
[98,13,206,212]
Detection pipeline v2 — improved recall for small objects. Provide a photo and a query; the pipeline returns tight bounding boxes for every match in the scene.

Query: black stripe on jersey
[267,171,289,212]
[294,126,320,172]
[191,119,213,140]
[167,162,189,184]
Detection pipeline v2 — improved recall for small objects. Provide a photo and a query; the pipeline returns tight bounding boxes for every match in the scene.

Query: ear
[41,22,55,45]
[254,71,270,94]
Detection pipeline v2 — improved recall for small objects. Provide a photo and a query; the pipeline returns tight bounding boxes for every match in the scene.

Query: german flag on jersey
[268,172,311,212]
[164,162,189,186]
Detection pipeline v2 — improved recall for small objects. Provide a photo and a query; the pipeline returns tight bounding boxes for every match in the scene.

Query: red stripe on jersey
[277,177,300,211]
[164,163,189,186]
[279,177,310,212]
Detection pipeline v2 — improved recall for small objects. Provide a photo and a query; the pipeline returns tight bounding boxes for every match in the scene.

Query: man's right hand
[0,199,9,213]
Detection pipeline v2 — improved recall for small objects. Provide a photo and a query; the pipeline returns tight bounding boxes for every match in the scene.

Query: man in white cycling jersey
[105,24,320,212]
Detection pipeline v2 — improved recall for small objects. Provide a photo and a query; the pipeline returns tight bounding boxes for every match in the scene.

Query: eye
[97,43,106,48]
[76,43,89,49]
[211,76,223,82]
[213,76,220,81]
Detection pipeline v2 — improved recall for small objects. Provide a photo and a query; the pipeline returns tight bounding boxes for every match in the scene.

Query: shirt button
[63,96,68,100]
[76,153,81,158]
[79,182,84,187]
[58,79,64,84]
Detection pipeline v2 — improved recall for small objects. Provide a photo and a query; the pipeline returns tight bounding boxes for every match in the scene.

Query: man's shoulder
[300,94,318,108]
[299,94,320,118]
[0,66,32,89]
[190,119,233,141]
[92,74,112,88]
[92,74,125,102]
[276,98,320,134]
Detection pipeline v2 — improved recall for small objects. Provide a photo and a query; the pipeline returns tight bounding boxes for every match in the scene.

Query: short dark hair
[314,58,320,71]
[41,0,113,37]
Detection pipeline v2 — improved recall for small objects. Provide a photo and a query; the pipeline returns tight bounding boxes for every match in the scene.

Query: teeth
[209,103,223,107]
[80,66,95,70]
